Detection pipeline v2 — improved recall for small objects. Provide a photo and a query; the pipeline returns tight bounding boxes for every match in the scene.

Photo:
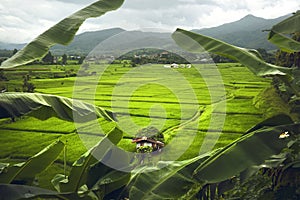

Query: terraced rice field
[0,63,286,189]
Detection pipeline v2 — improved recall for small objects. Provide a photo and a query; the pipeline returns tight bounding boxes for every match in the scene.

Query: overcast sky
[0,0,299,43]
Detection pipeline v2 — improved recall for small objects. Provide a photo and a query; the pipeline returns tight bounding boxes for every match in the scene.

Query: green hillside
[193,14,290,50]
[50,28,125,55]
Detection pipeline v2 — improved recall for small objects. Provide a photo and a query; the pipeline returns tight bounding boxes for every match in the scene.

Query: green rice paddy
[0,63,287,189]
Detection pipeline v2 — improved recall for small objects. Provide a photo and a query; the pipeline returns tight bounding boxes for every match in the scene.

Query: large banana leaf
[268,10,300,52]
[0,0,124,69]
[86,161,131,199]
[52,127,125,193]
[268,31,300,53]
[271,11,300,33]
[0,184,61,200]
[0,93,116,122]
[0,184,97,200]
[0,140,64,184]
[126,154,210,199]
[172,28,290,76]
[245,114,294,134]
[193,123,300,183]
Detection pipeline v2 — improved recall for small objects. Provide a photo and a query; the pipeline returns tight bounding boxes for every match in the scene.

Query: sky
[0,0,299,43]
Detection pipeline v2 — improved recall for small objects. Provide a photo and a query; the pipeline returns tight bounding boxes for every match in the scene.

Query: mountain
[50,13,291,55]
[0,14,291,55]
[50,28,182,56]
[192,14,290,50]
[86,30,180,57]
[50,27,125,55]
[0,42,26,50]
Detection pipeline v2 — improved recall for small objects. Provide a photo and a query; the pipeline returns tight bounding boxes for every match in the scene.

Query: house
[170,63,179,68]
[132,136,164,152]
[163,63,192,69]
[160,51,170,58]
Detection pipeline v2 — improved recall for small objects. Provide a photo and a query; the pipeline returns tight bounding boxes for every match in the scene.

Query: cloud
[80,0,299,33]
[0,0,90,43]
[47,0,94,4]
[79,1,224,32]
[0,0,299,43]
[120,0,215,10]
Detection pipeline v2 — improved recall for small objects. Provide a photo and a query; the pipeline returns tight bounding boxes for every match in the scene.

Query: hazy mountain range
[192,14,289,50]
[0,14,290,55]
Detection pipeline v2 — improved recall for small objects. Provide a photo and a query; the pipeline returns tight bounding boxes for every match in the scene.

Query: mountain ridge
[192,14,290,50]
[0,13,291,55]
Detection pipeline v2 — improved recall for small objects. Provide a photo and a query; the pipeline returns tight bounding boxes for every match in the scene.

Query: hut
[132,136,164,153]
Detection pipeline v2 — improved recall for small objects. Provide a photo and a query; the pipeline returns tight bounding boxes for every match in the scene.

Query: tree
[256,48,275,64]
[12,48,18,56]
[0,69,8,92]
[0,70,7,81]
[211,54,235,63]
[78,56,85,64]
[62,54,67,65]
[22,74,35,92]
[42,51,54,64]
[136,126,164,142]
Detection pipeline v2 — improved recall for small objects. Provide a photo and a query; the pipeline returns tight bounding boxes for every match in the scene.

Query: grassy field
[0,62,287,189]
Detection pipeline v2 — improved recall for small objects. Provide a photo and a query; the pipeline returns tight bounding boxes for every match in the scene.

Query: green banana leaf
[126,154,210,200]
[172,28,290,76]
[0,0,124,69]
[268,31,300,53]
[245,113,294,134]
[86,161,131,199]
[0,93,116,122]
[0,184,61,200]
[0,184,99,200]
[193,123,300,183]
[0,140,64,184]
[52,127,124,193]
[271,11,300,33]
[268,11,300,52]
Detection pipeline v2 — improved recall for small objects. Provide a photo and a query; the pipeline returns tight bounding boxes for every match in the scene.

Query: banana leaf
[268,31,300,53]
[172,28,291,76]
[0,184,60,200]
[86,161,131,199]
[193,123,300,183]
[245,114,294,134]
[271,11,300,33]
[126,154,210,200]
[0,93,116,122]
[0,0,124,69]
[0,184,99,200]
[268,11,300,52]
[0,140,64,184]
[52,127,124,193]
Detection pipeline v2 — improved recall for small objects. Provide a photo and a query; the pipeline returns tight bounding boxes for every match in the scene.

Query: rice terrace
[0,0,300,199]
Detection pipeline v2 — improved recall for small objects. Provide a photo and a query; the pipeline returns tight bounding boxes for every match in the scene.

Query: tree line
[0,49,85,65]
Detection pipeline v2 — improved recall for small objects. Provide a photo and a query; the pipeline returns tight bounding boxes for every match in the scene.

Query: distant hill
[0,42,26,50]
[86,30,180,57]
[53,13,289,55]
[0,14,291,55]
[192,14,290,50]
[50,27,125,55]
